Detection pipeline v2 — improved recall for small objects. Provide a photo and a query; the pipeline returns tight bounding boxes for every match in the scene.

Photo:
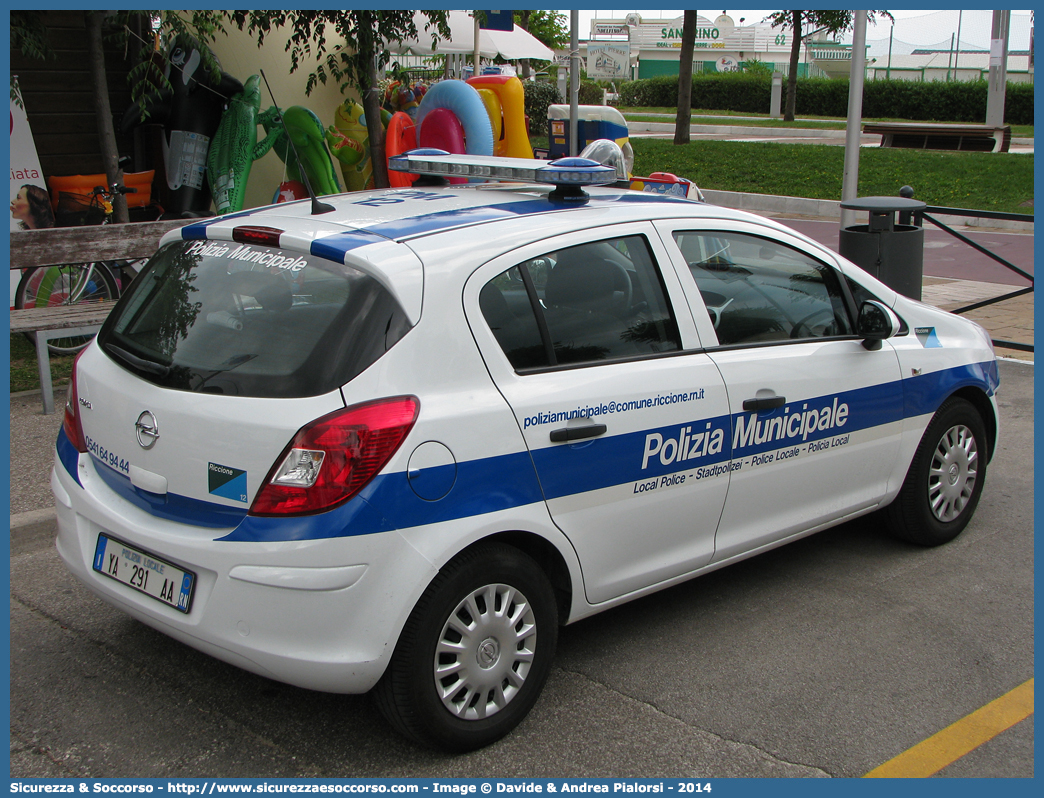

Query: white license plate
[93,534,195,613]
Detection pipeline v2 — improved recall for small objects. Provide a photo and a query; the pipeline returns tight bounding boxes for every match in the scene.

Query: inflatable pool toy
[419,108,466,154]
[386,81,427,119]
[466,75,533,159]
[273,180,308,204]
[207,74,284,214]
[416,80,494,158]
[418,108,467,185]
[46,171,155,212]
[474,89,505,156]
[328,100,391,192]
[120,33,242,215]
[385,112,418,188]
[280,106,341,195]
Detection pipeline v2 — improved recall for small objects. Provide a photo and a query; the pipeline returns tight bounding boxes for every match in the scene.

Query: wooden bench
[864,122,1011,153]
[10,219,190,414]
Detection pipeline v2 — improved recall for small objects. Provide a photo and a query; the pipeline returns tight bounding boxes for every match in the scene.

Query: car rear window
[98,240,411,398]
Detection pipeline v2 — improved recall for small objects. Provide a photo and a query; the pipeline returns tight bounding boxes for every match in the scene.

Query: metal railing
[900,188,1034,353]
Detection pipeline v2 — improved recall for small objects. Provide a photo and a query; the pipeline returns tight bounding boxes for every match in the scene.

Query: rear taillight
[249,396,419,516]
[63,349,88,453]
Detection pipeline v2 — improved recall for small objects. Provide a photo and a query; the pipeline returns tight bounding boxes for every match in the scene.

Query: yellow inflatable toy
[474,89,505,157]
[466,75,533,160]
[326,101,372,191]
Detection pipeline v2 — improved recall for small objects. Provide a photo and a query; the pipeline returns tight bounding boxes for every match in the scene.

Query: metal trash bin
[839,196,927,300]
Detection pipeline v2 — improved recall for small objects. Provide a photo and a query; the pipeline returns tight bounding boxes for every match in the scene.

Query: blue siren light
[389,151,617,196]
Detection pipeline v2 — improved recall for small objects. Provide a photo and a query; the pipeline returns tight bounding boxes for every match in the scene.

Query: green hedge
[523,80,561,126]
[618,74,1034,125]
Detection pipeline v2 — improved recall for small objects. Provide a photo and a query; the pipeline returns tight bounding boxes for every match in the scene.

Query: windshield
[98,240,411,398]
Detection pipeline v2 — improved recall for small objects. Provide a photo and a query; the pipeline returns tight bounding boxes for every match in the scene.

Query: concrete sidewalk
[627,117,1035,154]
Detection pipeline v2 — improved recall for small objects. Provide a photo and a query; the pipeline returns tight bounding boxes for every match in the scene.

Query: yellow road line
[864,679,1034,778]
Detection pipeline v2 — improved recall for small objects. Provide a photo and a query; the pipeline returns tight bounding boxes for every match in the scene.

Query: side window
[479,235,681,370]
[673,231,853,346]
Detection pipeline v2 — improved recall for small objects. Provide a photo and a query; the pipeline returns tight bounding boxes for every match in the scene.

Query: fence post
[898,185,916,226]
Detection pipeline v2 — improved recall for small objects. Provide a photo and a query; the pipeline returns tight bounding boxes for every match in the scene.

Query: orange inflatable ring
[385,112,418,188]
[466,75,533,159]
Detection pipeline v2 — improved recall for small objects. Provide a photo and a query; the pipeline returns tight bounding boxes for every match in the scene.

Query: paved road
[9,360,1033,778]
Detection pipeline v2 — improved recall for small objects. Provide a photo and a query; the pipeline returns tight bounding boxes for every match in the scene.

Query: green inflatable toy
[207,75,283,214]
[264,105,341,196]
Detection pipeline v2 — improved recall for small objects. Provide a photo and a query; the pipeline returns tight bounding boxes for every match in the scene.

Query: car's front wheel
[374,542,558,751]
[885,397,988,546]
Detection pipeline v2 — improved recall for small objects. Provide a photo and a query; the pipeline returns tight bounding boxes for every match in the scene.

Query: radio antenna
[259,69,335,215]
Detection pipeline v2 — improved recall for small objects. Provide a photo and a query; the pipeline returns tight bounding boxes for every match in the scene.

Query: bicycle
[15,182,146,355]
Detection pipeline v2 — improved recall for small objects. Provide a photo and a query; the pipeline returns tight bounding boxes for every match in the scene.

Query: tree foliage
[516,10,569,49]
[765,10,893,121]
[222,11,450,189]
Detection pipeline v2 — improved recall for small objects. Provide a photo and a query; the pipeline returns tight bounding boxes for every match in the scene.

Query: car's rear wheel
[374,542,558,751]
[885,397,987,546]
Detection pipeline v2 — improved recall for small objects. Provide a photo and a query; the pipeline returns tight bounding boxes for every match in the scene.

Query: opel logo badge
[135,411,160,449]
[476,638,500,669]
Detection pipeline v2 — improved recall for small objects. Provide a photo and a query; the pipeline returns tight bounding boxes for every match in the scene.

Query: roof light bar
[389,149,618,190]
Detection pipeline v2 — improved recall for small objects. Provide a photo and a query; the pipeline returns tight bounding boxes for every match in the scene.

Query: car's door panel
[655,221,905,559]
[465,223,732,604]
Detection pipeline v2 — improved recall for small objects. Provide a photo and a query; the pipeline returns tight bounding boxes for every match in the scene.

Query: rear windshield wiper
[105,343,172,376]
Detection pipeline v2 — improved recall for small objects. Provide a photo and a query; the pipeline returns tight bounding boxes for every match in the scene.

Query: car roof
[160,184,821,323]
[170,183,794,248]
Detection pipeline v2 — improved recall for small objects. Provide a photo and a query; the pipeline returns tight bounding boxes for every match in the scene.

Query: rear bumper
[52,449,439,693]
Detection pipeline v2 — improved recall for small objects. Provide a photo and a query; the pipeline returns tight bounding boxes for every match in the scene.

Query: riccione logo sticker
[209,462,248,503]
[916,327,943,348]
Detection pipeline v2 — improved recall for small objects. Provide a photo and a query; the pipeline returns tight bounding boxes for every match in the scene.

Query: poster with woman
[10,76,51,304]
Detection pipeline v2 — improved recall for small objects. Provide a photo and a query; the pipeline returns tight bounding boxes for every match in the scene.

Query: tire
[374,542,558,752]
[885,397,988,546]
[16,263,120,355]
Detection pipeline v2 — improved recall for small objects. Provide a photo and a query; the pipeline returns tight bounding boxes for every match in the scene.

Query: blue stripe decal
[68,361,996,540]
[353,192,685,242]
[56,427,82,487]
[531,380,906,500]
[90,457,247,529]
[904,360,999,417]
[216,361,992,542]
[219,450,544,543]
[310,231,390,262]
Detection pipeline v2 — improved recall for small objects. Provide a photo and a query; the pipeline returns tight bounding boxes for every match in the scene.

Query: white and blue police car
[53,151,999,751]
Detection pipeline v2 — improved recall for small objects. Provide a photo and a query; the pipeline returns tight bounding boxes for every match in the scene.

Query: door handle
[742,395,786,412]
[549,424,607,443]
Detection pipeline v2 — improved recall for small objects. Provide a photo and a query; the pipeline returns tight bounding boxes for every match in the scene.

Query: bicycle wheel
[15,263,120,355]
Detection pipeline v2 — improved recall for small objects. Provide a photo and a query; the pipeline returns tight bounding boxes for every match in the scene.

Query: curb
[629,120,849,139]
[10,508,57,557]
[11,507,56,531]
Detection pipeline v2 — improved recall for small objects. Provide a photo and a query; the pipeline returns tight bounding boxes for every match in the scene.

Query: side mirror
[857,300,901,350]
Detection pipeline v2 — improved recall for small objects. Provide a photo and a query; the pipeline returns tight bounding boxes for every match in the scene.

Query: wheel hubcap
[434,583,537,720]
[928,424,978,522]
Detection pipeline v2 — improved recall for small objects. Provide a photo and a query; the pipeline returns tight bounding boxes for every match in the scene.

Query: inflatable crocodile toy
[207,74,283,214]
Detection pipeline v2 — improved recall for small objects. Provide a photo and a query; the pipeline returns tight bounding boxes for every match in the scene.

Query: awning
[388,11,554,61]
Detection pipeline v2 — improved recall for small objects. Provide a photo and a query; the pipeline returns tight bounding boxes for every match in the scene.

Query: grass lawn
[10,333,75,394]
[630,138,1033,215]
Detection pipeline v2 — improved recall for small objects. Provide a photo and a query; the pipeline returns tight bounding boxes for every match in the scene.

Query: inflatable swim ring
[418,108,467,184]
[416,80,494,158]
[385,112,418,188]
[466,75,533,159]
